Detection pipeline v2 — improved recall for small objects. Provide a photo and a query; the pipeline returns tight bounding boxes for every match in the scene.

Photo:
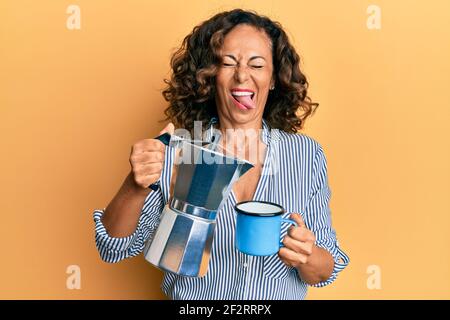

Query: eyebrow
[224,54,266,62]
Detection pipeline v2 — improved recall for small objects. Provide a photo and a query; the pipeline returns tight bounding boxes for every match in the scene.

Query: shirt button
[243,262,248,268]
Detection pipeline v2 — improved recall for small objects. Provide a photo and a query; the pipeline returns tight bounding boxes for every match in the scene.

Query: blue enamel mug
[235,201,298,256]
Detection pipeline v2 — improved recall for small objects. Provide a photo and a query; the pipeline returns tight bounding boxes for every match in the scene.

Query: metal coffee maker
[143,132,253,277]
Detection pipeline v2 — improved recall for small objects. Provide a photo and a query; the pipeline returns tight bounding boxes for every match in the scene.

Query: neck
[216,116,263,132]
[213,117,266,163]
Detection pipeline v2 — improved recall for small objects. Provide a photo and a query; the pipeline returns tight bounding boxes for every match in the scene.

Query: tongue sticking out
[234,95,255,109]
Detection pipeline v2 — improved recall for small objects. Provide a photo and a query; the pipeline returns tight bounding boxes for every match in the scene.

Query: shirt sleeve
[93,187,164,263]
[303,144,350,287]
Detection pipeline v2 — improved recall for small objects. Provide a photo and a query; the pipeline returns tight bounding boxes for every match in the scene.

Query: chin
[228,109,260,124]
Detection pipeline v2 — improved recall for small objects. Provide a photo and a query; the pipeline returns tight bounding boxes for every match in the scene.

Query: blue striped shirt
[93,119,349,299]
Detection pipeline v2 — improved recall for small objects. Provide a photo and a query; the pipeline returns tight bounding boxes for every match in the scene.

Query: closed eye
[222,63,263,68]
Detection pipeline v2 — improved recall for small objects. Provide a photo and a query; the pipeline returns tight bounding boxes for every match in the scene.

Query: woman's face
[215,24,274,127]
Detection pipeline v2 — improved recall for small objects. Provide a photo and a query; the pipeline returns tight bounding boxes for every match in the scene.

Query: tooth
[231,91,253,96]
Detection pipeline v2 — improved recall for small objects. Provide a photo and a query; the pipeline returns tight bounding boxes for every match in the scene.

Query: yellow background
[1,0,449,299]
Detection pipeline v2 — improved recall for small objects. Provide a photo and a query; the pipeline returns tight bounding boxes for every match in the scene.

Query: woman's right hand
[129,122,175,190]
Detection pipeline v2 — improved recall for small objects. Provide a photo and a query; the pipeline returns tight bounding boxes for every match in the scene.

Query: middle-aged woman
[94,9,349,299]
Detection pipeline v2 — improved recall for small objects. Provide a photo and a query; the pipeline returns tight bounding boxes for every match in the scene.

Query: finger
[282,235,314,255]
[278,247,308,265]
[133,162,163,176]
[290,213,306,228]
[133,139,166,154]
[134,173,161,188]
[159,122,175,135]
[288,226,316,243]
[130,151,164,164]
[278,255,294,267]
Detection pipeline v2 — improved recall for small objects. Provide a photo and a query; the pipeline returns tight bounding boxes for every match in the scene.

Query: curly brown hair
[162,8,318,134]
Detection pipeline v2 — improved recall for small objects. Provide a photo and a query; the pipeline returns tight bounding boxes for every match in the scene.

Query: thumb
[290,213,306,228]
[159,122,175,135]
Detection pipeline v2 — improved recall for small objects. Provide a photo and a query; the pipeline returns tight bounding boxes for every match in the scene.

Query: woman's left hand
[278,213,317,267]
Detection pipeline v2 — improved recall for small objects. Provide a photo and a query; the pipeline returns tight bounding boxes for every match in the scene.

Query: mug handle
[279,218,298,248]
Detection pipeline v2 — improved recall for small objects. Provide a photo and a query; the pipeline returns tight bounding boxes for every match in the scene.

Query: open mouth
[230,90,256,110]
[231,93,255,102]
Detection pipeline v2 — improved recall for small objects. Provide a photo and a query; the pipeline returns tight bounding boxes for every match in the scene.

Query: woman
[94,9,349,299]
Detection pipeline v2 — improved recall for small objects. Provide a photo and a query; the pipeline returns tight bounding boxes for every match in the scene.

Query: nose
[234,64,250,83]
